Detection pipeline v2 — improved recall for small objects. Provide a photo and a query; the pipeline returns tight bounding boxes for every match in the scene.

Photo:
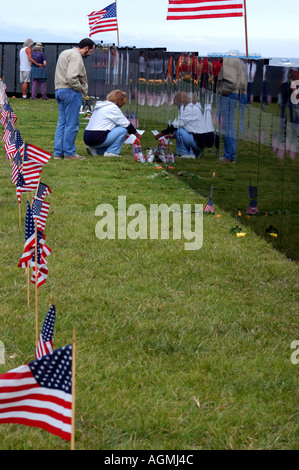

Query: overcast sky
[0,1,298,58]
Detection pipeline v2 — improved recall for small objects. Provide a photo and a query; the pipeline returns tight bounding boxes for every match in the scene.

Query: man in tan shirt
[216,57,247,163]
[54,38,96,160]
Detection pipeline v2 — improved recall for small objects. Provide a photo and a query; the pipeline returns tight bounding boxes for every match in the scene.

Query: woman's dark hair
[78,38,96,50]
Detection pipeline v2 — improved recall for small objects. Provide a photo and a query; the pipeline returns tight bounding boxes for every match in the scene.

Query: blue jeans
[173,128,201,156]
[93,127,128,155]
[54,89,82,156]
[220,94,239,161]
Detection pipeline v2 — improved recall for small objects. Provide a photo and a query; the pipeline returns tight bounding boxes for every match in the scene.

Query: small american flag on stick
[35,305,56,359]
[0,345,73,441]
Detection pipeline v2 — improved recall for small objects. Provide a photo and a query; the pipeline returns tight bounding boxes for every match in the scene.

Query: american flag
[30,261,49,288]
[0,345,73,441]
[29,231,51,288]
[22,143,52,166]
[16,170,28,204]
[0,109,9,126]
[15,143,49,202]
[246,199,258,215]
[167,0,244,20]
[11,151,23,186]
[32,198,50,232]
[204,197,215,213]
[4,138,17,161]
[36,182,52,200]
[30,229,46,266]
[17,201,36,268]
[0,102,17,125]
[22,160,43,187]
[16,168,41,204]
[88,3,118,36]
[15,129,23,149]
[2,121,14,143]
[9,106,17,125]
[35,305,56,359]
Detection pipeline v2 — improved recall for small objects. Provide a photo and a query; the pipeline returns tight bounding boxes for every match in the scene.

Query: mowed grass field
[0,98,298,450]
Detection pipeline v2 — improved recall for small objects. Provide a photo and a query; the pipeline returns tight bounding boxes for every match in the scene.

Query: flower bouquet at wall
[132,138,146,163]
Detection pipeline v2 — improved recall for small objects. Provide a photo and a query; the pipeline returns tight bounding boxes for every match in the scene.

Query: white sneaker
[180,154,196,159]
[104,152,122,157]
[86,146,98,156]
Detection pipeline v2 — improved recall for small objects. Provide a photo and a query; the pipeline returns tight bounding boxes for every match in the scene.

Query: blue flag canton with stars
[15,130,23,150]
[17,169,26,189]
[23,143,30,161]
[29,344,72,393]
[25,201,35,241]
[32,198,43,218]
[41,305,56,342]
[13,150,23,167]
[103,2,117,18]
[36,182,51,199]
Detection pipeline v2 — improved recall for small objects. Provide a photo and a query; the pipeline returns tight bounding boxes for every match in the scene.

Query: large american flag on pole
[0,345,72,441]
[167,0,244,20]
[35,305,56,360]
[88,2,118,35]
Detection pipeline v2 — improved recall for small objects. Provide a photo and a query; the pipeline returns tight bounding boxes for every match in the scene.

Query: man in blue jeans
[216,57,247,163]
[54,38,96,160]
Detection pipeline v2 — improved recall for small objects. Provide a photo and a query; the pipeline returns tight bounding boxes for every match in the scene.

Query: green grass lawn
[0,98,298,450]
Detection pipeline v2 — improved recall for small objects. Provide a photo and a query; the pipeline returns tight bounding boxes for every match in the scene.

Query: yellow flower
[236,232,247,238]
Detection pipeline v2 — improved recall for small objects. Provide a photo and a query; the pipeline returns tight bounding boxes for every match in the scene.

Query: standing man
[19,39,35,99]
[54,38,96,160]
[217,57,246,163]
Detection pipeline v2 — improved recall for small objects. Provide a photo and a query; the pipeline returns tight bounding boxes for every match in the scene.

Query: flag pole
[35,218,38,347]
[18,140,26,229]
[71,328,77,451]
[210,171,216,198]
[27,262,30,314]
[115,0,120,46]
[243,0,249,58]
[34,179,41,347]
[19,204,22,230]
[27,193,31,314]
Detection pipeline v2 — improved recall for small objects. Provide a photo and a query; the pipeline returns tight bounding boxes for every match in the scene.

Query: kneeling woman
[84,90,142,157]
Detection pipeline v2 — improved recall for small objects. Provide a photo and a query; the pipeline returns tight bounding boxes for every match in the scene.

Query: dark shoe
[54,155,64,160]
[219,157,232,163]
[64,154,86,160]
